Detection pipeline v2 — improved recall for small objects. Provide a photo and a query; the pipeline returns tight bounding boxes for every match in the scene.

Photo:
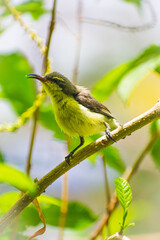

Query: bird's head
[27,72,77,96]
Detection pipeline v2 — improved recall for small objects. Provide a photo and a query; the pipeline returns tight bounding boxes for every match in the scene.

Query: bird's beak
[27,74,47,82]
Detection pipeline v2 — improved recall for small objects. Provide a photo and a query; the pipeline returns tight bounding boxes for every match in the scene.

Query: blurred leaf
[0,192,19,213]
[44,201,97,230]
[123,0,141,7]
[117,45,160,103]
[92,45,160,102]
[66,201,97,230]
[154,65,160,74]
[0,152,5,163]
[115,178,132,211]
[1,0,47,20]
[0,192,97,231]
[38,195,61,206]
[92,62,130,101]
[0,164,36,193]
[16,0,47,20]
[102,146,125,173]
[0,52,36,115]
[150,120,160,136]
[39,102,65,140]
[150,136,160,171]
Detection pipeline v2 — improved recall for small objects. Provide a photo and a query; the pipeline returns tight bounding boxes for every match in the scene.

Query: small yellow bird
[27,72,120,164]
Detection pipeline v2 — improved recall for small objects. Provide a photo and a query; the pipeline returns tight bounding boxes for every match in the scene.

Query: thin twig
[101,153,111,210]
[58,172,68,240]
[72,0,82,85]
[0,100,160,233]
[81,0,156,32]
[43,0,57,74]
[58,136,69,240]
[90,132,159,240]
[26,109,39,175]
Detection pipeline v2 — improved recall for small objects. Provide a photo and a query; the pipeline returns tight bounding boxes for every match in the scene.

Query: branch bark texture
[0,100,160,233]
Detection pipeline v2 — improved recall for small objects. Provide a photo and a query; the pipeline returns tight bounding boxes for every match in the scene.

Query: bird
[27,72,120,165]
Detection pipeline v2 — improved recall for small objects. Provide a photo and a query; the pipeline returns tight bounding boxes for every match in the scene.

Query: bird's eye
[53,78,59,83]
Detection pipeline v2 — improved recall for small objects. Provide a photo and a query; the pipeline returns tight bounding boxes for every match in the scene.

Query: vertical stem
[101,154,111,210]
[58,172,68,240]
[58,137,69,240]
[101,153,111,238]
[72,0,82,85]
[120,210,128,234]
[26,109,39,175]
[43,0,57,74]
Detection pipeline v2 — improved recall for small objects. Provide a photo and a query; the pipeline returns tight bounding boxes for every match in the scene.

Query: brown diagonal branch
[0,100,160,234]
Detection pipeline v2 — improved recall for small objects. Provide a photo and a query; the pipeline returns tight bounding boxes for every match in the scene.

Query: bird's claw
[65,152,73,165]
[105,128,116,142]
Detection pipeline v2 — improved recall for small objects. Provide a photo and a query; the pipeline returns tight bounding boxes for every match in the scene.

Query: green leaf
[150,136,160,171]
[16,0,47,20]
[66,201,97,229]
[1,0,47,20]
[117,45,160,103]
[0,164,36,193]
[154,65,160,74]
[102,146,125,173]
[38,195,61,206]
[0,52,36,115]
[44,201,97,230]
[0,152,5,163]
[0,192,97,231]
[92,62,131,101]
[115,177,132,211]
[0,192,20,213]
[150,120,160,136]
[123,0,141,7]
[92,45,160,102]
[39,102,65,140]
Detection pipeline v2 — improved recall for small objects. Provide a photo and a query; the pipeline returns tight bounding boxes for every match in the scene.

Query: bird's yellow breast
[49,91,106,137]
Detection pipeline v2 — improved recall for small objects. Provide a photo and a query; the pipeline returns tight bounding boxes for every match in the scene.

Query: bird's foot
[105,128,115,142]
[65,152,74,165]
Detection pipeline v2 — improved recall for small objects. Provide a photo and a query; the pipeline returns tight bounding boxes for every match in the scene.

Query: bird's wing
[74,86,113,118]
